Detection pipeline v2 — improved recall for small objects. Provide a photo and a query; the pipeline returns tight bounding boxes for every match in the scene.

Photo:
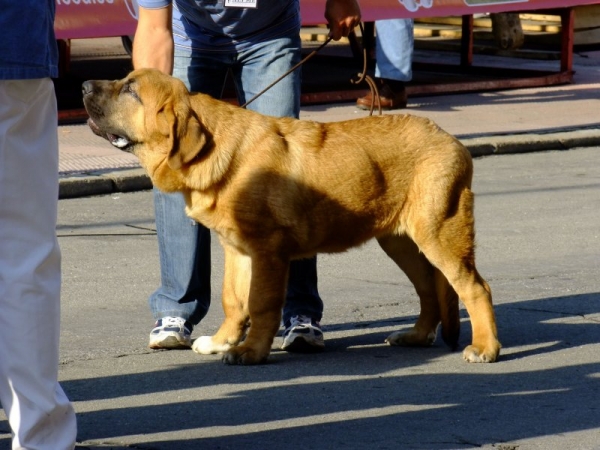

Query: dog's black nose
[82,80,94,96]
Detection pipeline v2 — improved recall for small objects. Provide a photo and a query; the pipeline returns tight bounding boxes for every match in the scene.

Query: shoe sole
[149,334,191,350]
[281,336,325,353]
[356,103,392,111]
[356,103,406,111]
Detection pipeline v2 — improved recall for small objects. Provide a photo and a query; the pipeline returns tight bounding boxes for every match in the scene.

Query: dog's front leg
[222,253,289,365]
[193,245,250,355]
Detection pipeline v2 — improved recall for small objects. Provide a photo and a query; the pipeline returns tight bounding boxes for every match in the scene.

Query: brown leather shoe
[356,79,407,110]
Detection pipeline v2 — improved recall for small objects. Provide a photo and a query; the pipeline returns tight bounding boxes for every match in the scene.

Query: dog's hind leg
[433,268,460,350]
[410,187,500,363]
[377,234,460,348]
[222,252,289,365]
[193,245,251,355]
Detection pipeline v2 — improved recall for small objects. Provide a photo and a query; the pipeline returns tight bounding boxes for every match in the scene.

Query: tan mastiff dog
[83,68,500,365]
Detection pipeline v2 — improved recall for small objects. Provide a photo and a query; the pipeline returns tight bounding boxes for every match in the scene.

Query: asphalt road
[2,146,598,449]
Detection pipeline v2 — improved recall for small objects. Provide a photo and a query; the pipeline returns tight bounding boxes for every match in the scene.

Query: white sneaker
[281,315,325,353]
[148,316,193,349]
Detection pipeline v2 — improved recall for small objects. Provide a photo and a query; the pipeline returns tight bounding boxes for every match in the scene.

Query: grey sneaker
[281,315,325,353]
[149,316,193,349]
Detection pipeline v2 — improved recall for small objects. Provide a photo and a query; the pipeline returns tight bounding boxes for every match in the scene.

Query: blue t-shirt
[137,0,301,53]
[0,0,58,79]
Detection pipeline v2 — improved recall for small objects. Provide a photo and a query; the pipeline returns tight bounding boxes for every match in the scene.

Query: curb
[59,168,152,199]
[461,127,600,158]
[58,127,600,199]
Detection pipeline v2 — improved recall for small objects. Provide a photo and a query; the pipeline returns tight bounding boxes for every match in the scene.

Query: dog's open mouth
[87,117,132,150]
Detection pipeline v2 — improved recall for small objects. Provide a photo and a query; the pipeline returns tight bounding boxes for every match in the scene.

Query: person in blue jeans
[133,0,361,353]
[357,18,414,110]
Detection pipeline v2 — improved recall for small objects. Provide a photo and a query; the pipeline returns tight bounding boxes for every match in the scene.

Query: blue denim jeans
[149,34,323,327]
[375,19,414,82]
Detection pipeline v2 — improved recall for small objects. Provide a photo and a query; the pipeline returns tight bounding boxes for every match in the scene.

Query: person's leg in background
[148,188,212,348]
[234,34,325,352]
[357,18,414,110]
[147,51,229,349]
[0,78,77,449]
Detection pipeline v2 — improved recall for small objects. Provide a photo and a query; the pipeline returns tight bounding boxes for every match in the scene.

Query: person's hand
[325,0,361,40]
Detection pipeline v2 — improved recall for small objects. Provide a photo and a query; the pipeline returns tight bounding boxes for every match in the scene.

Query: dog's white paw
[192,336,232,355]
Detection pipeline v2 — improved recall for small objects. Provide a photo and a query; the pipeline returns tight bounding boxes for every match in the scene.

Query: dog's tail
[434,268,460,350]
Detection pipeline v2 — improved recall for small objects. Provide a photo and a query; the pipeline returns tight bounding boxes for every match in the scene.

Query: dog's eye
[121,82,141,102]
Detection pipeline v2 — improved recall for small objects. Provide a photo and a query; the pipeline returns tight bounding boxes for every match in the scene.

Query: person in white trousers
[0,1,78,448]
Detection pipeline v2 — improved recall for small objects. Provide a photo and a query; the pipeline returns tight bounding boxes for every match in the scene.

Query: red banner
[302,0,600,24]
[55,0,600,40]
[55,0,138,39]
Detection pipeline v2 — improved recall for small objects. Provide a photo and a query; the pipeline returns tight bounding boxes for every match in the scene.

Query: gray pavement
[1,42,600,449]
[35,147,600,450]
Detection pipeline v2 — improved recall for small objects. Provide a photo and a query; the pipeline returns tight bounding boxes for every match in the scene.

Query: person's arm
[324,0,361,41]
[132,5,174,74]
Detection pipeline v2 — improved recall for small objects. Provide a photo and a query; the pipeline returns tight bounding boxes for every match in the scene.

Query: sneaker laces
[156,316,192,334]
[161,316,186,328]
[287,315,320,329]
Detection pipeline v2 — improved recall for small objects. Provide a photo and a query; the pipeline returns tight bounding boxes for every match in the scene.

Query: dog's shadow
[276,291,600,363]
[60,292,600,398]
[2,292,594,447]
[39,292,600,449]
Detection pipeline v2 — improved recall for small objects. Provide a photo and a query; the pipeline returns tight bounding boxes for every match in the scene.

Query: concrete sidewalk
[58,46,600,198]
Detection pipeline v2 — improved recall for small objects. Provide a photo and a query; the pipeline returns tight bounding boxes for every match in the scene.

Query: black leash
[240,36,333,109]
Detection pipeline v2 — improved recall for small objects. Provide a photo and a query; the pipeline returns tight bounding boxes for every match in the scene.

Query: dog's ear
[157,100,208,170]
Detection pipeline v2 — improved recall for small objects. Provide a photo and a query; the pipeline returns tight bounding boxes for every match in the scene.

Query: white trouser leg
[0,79,77,450]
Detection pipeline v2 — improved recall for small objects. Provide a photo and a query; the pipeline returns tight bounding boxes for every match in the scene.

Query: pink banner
[302,0,600,24]
[55,0,600,40]
[55,0,138,40]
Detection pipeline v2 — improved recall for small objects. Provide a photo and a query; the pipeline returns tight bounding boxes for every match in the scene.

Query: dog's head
[82,68,208,182]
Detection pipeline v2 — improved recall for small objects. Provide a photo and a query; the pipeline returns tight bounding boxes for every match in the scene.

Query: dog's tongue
[87,117,130,149]
[107,134,131,149]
